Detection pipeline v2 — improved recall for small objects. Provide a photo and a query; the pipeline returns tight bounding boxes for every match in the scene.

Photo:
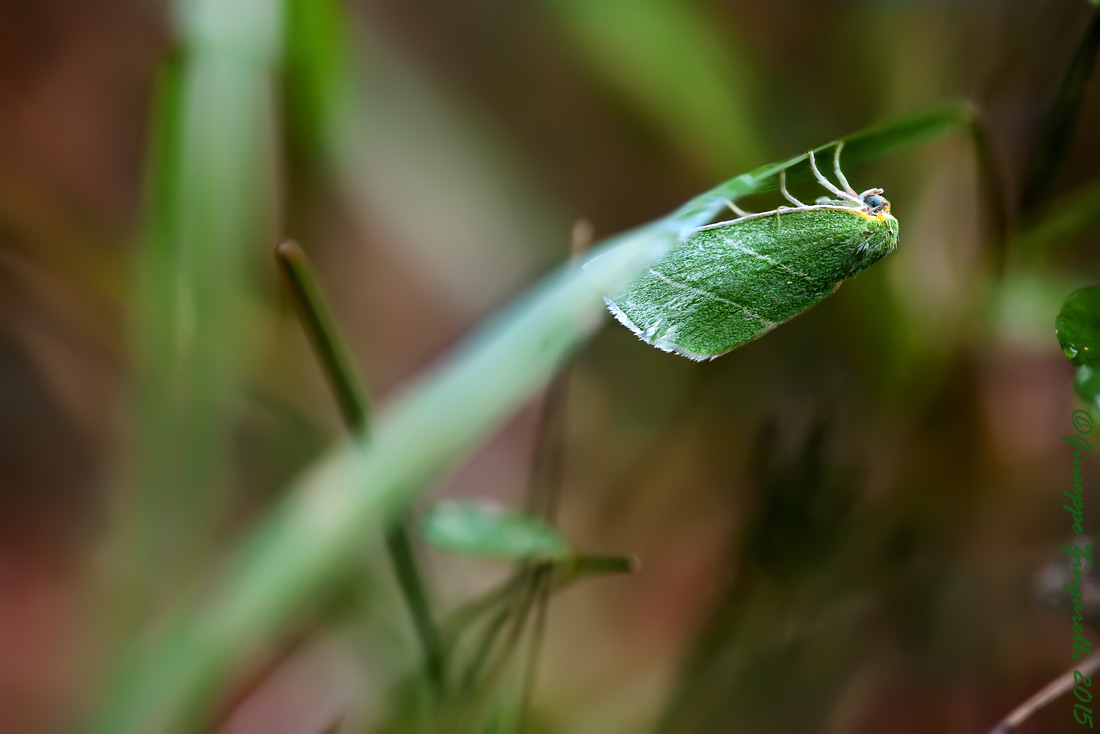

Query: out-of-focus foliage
[1,1,1099,733]
[421,501,571,560]
[90,106,974,733]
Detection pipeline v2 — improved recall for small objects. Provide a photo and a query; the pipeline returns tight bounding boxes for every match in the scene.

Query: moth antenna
[724,199,750,217]
[833,142,859,197]
[809,148,861,205]
[779,171,806,207]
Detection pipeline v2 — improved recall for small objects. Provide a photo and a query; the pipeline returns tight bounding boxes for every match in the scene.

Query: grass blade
[1020,7,1100,212]
[87,103,972,733]
[274,241,444,696]
[113,0,283,628]
[542,0,769,174]
[284,0,564,312]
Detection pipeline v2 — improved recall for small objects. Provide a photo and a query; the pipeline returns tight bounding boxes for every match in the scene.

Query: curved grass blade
[541,0,769,174]
[1021,8,1100,213]
[623,102,1003,361]
[87,224,666,734]
[667,102,980,231]
[86,103,974,733]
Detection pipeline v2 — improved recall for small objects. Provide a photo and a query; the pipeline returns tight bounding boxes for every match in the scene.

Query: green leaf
[1056,286,1100,367]
[422,501,570,560]
[1076,365,1100,409]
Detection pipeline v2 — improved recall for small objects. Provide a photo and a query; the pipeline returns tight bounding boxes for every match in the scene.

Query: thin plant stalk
[274,240,445,695]
[515,222,592,728]
[991,656,1100,733]
[87,105,972,733]
[452,564,553,729]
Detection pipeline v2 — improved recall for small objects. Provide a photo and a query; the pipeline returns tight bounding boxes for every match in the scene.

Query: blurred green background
[0,0,1098,732]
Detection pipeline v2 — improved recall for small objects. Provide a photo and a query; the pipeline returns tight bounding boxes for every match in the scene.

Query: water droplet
[1064,343,1080,360]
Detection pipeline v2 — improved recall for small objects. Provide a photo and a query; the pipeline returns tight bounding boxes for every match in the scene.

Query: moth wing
[605,232,779,360]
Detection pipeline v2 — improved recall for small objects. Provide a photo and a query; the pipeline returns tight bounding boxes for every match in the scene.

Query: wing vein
[647,269,776,328]
[700,238,813,281]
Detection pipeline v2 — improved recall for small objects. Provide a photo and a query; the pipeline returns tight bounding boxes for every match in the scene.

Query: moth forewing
[605,186,900,361]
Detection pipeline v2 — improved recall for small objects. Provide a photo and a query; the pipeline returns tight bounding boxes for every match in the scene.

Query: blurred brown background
[0,0,1098,732]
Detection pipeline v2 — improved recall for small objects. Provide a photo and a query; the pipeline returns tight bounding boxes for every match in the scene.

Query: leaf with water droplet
[420,501,570,561]
[1056,286,1100,367]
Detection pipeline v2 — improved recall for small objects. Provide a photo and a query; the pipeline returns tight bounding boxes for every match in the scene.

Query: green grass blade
[274,241,372,431]
[113,0,283,626]
[1021,7,1100,212]
[283,0,564,312]
[542,0,769,174]
[274,240,444,696]
[87,103,971,733]
[88,223,668,733]
[668,101,977,229]
[283,0,355,159]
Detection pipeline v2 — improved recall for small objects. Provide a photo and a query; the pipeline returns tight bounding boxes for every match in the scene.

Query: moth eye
[863,194,884,211]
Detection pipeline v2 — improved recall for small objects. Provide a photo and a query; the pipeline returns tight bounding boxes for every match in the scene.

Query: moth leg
[779,171,805,207]
[809,149,861,205]
[832,142,860,197]
[724,199,750,217]
[773,205,787,231]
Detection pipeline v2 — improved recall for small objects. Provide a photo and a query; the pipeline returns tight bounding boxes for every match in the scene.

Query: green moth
[606,144,900,361]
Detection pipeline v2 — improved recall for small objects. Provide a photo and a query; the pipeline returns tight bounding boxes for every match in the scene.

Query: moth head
[859,188,890,216]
